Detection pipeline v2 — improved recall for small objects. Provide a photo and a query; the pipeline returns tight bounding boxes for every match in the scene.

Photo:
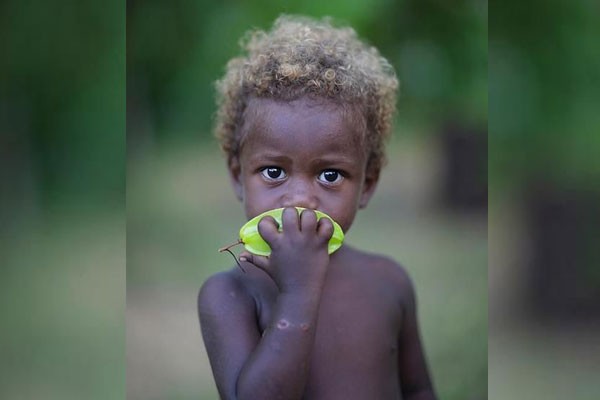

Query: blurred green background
[2,0,598,398]
[15,0,600,399]
[127,1,487,399]
[1,0,125,399]
[0,0,488,399]
[489,1,600,399]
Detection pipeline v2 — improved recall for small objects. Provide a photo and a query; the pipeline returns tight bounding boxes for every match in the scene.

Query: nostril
[289,199,318,210]
[281,195,318,210]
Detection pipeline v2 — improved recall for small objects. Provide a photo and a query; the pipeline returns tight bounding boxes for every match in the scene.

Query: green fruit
[239,207,344,256]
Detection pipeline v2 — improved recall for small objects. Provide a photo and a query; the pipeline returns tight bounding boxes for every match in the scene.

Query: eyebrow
[246,152,291,164]
[312,156,358,169]
[312,157,358,171]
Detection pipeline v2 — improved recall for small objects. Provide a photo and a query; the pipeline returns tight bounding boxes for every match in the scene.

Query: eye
[318,169,344,185]
[260,167,287,181]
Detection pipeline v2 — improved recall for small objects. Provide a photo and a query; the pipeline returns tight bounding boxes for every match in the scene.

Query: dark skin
[198,97,436,400]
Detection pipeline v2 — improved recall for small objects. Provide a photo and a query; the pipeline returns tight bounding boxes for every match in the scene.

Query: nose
[281,178,319,210]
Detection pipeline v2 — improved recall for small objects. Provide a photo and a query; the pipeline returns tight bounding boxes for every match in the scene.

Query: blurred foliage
[489,0,600,191]
[1,0,125,213]
[127,0,487,151]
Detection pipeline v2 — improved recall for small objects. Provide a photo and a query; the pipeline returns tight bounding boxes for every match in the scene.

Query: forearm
[236,290,321,400]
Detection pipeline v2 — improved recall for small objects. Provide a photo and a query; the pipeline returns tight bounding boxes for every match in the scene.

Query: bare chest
[256,272,403,396]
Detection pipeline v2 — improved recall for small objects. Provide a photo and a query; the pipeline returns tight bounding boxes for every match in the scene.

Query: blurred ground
[489,196,600,400]
[126,134,487,400]
[0,212,125,399]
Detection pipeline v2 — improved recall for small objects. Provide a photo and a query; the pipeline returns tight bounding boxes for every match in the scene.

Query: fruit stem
[218,239,243,253]
[218,240,245,273]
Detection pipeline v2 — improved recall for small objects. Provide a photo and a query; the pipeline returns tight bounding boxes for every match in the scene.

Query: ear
[228,155,243,202]
[358,168,379,209]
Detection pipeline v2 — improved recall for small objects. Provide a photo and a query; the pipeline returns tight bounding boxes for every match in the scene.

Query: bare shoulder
[342,247,417,306]
[197,268,253,316]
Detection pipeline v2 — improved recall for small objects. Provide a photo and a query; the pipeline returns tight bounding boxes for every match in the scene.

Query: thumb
[239,251,271,272]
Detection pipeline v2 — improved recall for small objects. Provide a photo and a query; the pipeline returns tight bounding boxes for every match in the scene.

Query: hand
[239,207,334,294]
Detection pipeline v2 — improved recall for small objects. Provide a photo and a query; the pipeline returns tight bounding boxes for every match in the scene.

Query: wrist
[271,290,322,334]
[277,286,324,310]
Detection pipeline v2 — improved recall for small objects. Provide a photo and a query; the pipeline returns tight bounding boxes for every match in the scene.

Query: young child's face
[229,96,378,232]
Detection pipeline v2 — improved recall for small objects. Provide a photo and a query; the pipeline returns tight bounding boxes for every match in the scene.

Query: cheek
[334,188,364,232]
[326,201,360,233]
[332,213,357,234]
[241,183,279,219]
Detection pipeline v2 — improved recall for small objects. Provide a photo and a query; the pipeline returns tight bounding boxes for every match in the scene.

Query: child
[198,15,436,399]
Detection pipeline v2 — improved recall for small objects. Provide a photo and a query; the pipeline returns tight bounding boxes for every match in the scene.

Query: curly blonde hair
[214,15,398,174]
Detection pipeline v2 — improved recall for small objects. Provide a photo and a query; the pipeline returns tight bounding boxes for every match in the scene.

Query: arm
[396,269,437,400]
[198,208,332,400]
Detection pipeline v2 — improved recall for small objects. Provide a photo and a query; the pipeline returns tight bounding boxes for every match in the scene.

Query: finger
[257,216,280,245]
[317,217,334,241]
[239,251,270,272]
[281,207,300,233]
[299,208,318,232]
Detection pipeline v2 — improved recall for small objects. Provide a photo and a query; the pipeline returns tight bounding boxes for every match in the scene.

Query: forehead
[239,97,365,157]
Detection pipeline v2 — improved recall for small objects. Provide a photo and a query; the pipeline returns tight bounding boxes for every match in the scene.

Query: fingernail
[239,257,247,262]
